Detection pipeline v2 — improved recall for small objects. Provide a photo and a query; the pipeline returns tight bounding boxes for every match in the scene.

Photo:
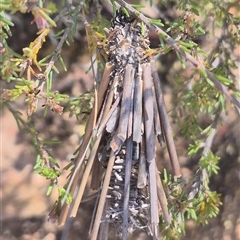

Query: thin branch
[142,63,159,239]
[202,108,221,156]
[59,63,113,224]
[70,63,117,217]
[151,60,181,177]
[200,106,222,184]
[44,1,85,78]
[122,138,133,239]
[186,106,221,200]
[90,151,116,240]
[156,169,171,225]
[70,132,102,217]
[133,63,143,143]
[117,65,135,142]
[137,141,147,188]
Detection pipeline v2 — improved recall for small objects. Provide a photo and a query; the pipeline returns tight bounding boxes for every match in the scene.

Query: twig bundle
[56,9,181,240]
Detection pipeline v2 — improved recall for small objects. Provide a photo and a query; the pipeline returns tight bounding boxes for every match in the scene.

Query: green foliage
[35,165,61,180]
[66,92,93,121]
[199,152,220,176]
[161,168,222,238]
[57,187,73,204]
[195,190,222,225]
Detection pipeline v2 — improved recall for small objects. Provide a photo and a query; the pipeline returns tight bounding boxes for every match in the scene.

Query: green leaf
[34,154,42,169]
[111,0,118,17]
[201,125,212,135]
[150,18,164,27]
[52,65,59,74]
[59,56,67,71]
[197,25,205,34]
[35,165,60,179]
[62,162,74,171]
[141,22,147,35]
[130,4,145,9]
[53,29,65,39]
[46,183,54,196]
[39,54,52,64]
[121,7,130,17]
[205,77,214,87]
[178,40,197,48]
[214,73,232,86]
[58,187,73,204]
